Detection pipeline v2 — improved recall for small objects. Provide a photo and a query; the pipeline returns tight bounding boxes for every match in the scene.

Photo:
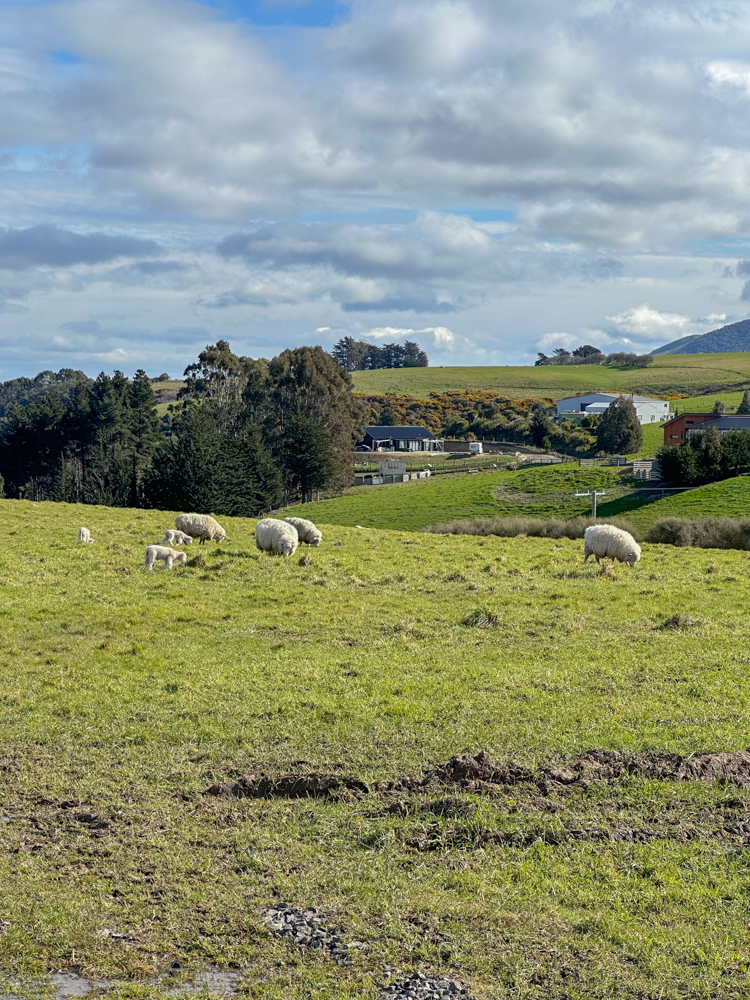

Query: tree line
[0,342,361,514]
[657,426,750,484]
[332,337,428,371]
[535,344,654,368]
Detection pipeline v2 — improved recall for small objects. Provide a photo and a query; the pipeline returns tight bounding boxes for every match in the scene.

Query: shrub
[646,516,750,550]
[423,515,639,541]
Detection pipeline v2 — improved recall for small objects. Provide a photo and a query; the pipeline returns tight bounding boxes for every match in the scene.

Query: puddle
[2,969,241,999]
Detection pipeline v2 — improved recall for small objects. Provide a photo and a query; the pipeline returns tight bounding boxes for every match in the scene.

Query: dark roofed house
[361,425,443,452]
[686,415,750,437]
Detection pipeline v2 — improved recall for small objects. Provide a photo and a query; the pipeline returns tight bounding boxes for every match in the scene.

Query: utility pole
[575,489,607,517]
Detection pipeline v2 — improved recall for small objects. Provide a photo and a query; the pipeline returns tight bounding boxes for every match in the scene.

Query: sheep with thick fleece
[78,527,94,543]
[255,518,298,557]
[583,524,641,568]
[144,545,188,571]
[284,516,322,547]
[161,529,193,546]
[174,513,226,544]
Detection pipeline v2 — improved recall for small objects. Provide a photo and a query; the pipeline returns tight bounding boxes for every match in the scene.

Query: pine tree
[212,430,283,516]
[402,340,428,367]
[281,417,336,502]
[267,346,360,492]
[738,390,750,414]
[596,398,642,454]
[128,369,161,506]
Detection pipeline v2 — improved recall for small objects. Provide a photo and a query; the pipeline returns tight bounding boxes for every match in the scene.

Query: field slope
[3,499,750,997]
[286,465,750,533]
[352,352,750,399]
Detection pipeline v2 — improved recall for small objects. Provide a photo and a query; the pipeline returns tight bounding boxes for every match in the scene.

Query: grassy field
[3,499,750,998]
[286,463,750,535]
[352,353,750,400]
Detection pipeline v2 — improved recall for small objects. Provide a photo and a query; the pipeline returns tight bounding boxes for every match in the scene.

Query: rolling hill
[653,318,750,355]
[352,351,750,399]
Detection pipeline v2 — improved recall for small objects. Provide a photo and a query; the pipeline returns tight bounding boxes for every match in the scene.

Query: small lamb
[161,529,194,546]
[583,524,641,568]
[284,516,322,547]
[78,527,95,543]
[144,545,188,571]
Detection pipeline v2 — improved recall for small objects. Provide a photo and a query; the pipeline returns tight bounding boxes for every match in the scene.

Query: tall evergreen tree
[281,417,336,502]
[596,398,642,454]
[738,390,750,415]
[402,340,428,367]
[128,369,161,506]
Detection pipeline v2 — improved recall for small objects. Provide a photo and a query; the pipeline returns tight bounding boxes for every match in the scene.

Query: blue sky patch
[204,0,349,28]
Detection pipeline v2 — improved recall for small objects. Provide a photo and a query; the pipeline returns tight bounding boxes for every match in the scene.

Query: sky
[3,0,750,379]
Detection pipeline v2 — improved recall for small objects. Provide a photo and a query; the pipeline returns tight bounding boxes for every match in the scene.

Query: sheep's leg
[583,548,590,563]
[165,556,174,570]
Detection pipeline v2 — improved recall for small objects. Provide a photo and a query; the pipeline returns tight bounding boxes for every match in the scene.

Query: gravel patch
[379,972,476,998]
[262,906,366,964]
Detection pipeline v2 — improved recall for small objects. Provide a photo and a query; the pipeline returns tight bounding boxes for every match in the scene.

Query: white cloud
[605,304,693,338]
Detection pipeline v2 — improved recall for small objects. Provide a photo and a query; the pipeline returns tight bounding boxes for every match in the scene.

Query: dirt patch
[204,748,750,806]
[206,772,370,801]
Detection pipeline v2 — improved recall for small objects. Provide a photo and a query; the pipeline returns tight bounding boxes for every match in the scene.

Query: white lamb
[161,529,194,546]
[284,516,322,547]
[78,527,94,543]
[255,518,298,557]
[583,524,641,568]
[174,513,226,545]
[144,545,188,571]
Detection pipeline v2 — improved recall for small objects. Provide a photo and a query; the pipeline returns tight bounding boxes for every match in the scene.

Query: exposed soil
[205,772,370,801]
[205,748,750,802]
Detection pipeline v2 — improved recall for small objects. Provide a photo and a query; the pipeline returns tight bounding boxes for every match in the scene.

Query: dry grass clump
[656,613,708,631]
[646,517,750,551]
[424,515,639,541]
[461,606,500,628]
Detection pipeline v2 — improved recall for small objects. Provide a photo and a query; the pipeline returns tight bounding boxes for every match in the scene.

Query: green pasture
[2,499,750,998]
[288,462,750,535]
[677,390,748,413]
[352,352,750,400]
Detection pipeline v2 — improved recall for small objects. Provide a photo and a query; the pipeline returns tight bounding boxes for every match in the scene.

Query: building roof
[558,392,668,406]
[364,425,437,440]
[692,415,750,431]
[661,412,719,428]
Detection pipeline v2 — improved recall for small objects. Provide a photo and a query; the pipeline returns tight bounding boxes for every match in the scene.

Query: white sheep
[284,516,322,547]
[583,524,641,568]
[255,518,298,557]
[161,529,194,547]
[174,513,226,545]
[78,527,94,543]
[144,545,188,571]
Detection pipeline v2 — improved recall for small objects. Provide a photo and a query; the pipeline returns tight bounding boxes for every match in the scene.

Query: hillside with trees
[0,342,360,511]
[0,368,92,417]
[332,337,428,371]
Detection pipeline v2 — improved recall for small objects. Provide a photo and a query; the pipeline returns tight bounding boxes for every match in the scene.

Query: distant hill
[651,335,704,355]
[0,369,92,419]
[654,319,750,355]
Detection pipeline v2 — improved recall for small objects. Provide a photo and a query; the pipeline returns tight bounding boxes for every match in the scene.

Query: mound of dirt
[204,749,750,804]
[206,772,370,801]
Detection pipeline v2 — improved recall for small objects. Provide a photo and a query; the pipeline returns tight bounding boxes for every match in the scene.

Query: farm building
[685,415,750,438]
[556,392,672,425]
[662,412,720,444]
[360,425,444,452]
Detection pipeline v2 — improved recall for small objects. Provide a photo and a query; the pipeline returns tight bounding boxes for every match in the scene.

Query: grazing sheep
[161,529,193,547]
[284,516,322,547]
[255,518,298,557]
[583,524,641,568]
[78,527,94,543]
[144,545,188,571]
[174,513,226,545]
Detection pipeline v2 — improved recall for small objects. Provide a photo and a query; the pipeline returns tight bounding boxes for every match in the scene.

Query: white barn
[556,392,672,425]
